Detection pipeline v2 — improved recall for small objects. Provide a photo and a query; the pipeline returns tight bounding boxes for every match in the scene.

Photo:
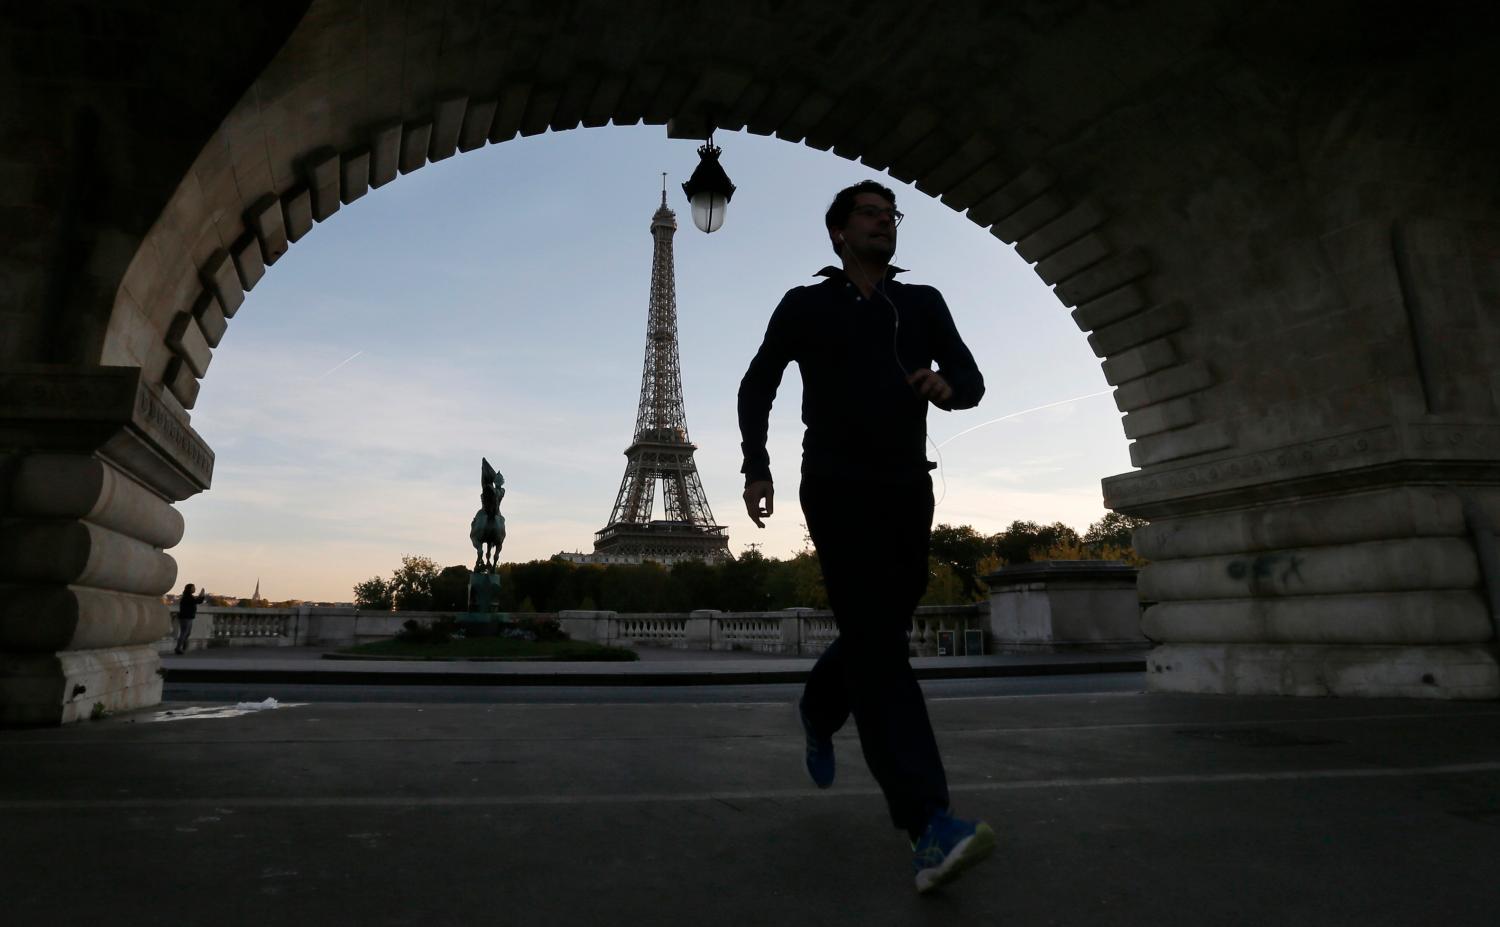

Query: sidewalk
[160,644,1148,686]
[3,691,1498,925]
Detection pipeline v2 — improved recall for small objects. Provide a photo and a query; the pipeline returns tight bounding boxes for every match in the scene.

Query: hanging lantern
[680,135,736,233]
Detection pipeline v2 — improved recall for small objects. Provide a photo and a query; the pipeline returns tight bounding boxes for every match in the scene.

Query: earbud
[836,233,844,243]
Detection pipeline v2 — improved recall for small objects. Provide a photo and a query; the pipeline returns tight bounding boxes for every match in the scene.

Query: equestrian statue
[470,458,507,573]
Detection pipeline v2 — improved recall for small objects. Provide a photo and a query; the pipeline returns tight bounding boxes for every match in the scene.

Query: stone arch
[102,8,1217,476]
[6,1,1500,722]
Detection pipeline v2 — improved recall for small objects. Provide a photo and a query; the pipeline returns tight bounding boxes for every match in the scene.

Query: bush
[397,616,459,644]
[511,615,566,642]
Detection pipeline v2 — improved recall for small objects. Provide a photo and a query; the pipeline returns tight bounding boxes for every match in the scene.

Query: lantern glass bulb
[690,192,728,233]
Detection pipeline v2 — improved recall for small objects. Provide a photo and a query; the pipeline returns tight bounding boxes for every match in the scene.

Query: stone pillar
[984,561,1145,652]
[0,365,213,723]
[687,609,717,650]
[558,610,616,645]
[1106,428,1500,699]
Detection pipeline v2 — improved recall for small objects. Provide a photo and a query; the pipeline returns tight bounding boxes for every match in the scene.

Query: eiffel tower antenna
[593,190,729,564]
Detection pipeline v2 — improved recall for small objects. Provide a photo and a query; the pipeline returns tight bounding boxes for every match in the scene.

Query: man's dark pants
[799,473,949,840]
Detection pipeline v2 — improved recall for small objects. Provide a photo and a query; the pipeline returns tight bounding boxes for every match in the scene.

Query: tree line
[352,513,1146,613]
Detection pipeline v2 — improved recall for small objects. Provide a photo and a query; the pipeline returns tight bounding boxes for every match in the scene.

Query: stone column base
[1147,643,1499,699]
[0,645,163,724]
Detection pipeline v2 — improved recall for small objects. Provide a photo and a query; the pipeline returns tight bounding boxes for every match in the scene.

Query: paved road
[163,671,1147,704]
[5,691,1498,926]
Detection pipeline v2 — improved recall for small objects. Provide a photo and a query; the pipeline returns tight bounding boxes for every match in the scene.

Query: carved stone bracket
[1105,421,1500,518]
[0,364,215,504]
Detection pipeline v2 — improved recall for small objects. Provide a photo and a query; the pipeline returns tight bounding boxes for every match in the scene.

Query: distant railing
[717,614,783,653]
[616,615,688,644]
[560,604,985,657]
[212,610,294,640]
[161,603,989,656]
[160,562,1146,657]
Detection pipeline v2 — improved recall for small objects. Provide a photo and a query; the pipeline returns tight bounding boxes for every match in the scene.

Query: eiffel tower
[593,185,729,564]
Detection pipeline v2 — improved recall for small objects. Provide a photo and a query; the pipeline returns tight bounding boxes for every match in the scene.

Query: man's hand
[907,368,953,404]
[743,480,774,528]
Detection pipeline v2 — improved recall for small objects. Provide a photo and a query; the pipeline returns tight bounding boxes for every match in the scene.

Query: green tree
[600,561,674,612]
[720,546,774,611]
[670,559,720,611]
[431,564,471,611]
[991,520,1082,565]
[353,577,392,611]
[1084,512,1149,551]
[920,558,967,605]
[390,555,440,611]
[787,550,828,608]
[930,523,993,601]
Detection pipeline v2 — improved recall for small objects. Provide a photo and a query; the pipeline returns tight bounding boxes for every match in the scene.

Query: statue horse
[470,458,507,572]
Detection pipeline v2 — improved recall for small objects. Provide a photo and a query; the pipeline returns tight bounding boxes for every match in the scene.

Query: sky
[172,124,1133,602]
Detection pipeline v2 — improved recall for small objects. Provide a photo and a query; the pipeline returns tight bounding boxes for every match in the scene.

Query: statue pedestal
[460,572,505,635]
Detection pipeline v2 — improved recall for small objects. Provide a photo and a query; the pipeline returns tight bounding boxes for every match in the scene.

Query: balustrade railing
[212,610,294,640]
[160,604,989,656]
[616,615,688,644]
[717,615,783,653]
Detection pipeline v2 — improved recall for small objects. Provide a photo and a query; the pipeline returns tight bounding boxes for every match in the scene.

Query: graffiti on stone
[1226,553,1305,592]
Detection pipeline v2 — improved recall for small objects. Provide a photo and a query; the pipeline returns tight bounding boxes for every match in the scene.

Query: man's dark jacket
[738,267,984,486]
[179,590,206,621]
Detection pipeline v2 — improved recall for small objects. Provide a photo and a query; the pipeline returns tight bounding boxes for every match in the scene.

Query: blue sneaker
[799,707,835,789]
[912,811,996,894]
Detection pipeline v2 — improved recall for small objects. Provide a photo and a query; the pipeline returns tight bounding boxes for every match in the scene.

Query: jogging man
[737,180,993,893]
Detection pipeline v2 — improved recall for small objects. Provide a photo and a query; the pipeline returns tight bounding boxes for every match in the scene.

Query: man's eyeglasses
[850,205,904,226]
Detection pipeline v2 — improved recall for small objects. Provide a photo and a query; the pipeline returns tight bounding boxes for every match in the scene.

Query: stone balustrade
[163,603,997,657]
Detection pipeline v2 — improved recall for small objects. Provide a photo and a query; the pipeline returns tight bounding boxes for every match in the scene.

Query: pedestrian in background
[175,583,208,654]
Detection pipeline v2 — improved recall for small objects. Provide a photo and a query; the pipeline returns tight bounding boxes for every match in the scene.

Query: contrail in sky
[936,388,1115,449]
[317,350,363,379]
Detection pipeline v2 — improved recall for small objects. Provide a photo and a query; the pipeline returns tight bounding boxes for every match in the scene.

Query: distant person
[175,583,208,654]
[737,180,991,893]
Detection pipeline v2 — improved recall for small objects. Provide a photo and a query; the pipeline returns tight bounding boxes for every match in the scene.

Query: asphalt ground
[161,670,1146,705]
[158,645,1149,687]
[4,691,1499,926]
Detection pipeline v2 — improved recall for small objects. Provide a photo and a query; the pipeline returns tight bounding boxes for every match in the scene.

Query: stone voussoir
[1121,394,1198,439]
[1113,360,1213,412]
[200,249,243,318]
[1101,337,1179,385]
[965,164,1056,228]
[245,195,288,265]
[1034,233,1112,285]
[1014,200,1107,263]
[1055,248,1150,307]
[340,148,371,204]
[1088,301,1189,358]
[164,311,211,378]
[1128,420,1233,468]
[1072,284,1148,333]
